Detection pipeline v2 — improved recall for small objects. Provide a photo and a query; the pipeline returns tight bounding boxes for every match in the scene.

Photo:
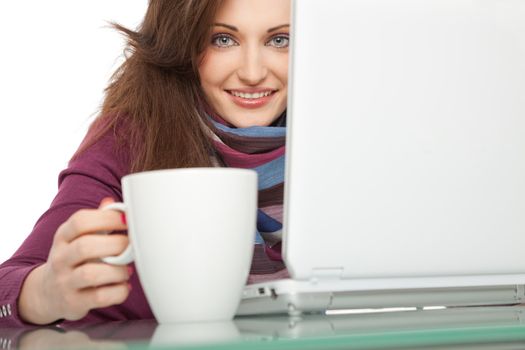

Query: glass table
[2,305,525,349]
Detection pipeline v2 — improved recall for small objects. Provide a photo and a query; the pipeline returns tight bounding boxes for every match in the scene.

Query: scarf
[206,113,286,261]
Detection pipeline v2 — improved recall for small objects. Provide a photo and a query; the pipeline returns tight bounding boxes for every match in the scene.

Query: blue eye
[267,35,289,49]
[212,34,238,48]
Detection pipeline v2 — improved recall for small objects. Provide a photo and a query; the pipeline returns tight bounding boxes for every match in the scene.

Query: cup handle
[100,202,134,265]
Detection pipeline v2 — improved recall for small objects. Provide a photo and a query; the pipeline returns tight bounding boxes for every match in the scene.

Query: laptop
[237,0,525,316]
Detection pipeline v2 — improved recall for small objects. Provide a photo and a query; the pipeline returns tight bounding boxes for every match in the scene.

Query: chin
[243,110,285,126]
[232,116,277,128]
[215,103,285,127]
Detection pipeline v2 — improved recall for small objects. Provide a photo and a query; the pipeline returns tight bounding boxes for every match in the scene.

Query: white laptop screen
[284,0,525,280]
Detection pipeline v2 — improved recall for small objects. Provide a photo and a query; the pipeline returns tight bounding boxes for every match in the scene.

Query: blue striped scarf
[207,114,286,261]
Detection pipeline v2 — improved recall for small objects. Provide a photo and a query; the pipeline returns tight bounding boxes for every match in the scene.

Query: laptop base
[238,277,525,316]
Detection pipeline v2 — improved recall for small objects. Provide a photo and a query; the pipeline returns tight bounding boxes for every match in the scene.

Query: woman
[0,0,290,326]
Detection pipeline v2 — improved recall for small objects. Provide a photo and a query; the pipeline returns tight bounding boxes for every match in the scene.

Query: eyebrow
[268,24,290,33]
[213,23,290,33]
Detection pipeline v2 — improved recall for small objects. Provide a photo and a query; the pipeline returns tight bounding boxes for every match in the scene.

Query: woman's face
[198,0,290,128]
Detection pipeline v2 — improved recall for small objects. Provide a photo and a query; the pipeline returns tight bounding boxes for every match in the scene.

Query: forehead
[214,0,291,29]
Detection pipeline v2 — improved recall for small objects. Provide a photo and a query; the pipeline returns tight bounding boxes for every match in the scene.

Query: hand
[18,198,132,325]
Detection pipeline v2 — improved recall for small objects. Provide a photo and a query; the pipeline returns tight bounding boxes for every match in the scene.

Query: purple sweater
[0,128,286,328]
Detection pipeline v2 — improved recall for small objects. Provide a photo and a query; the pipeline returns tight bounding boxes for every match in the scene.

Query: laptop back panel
[284,0,525,281]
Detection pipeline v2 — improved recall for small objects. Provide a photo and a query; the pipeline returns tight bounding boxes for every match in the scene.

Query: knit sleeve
[0,128,130,327]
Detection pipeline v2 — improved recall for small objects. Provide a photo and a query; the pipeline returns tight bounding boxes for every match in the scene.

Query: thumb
[98,197,115,209]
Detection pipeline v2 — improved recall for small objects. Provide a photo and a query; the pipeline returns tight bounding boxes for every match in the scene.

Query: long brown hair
[76,0,223,172]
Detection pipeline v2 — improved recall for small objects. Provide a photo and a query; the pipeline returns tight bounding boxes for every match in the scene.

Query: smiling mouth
[225,89,278,109]
[226,90,277,99]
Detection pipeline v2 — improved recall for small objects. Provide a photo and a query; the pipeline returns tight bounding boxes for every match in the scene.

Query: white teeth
[230,91,273,99]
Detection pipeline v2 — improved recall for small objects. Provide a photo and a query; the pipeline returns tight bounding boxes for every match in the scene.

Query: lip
[227,87,276,93]
[225,89,277,109]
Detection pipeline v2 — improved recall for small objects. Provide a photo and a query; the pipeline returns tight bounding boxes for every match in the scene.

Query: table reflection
[152,321,241,347]
[2,305,525,350]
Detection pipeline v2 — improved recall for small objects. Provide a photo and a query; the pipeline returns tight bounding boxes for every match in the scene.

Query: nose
[236,44,268,85]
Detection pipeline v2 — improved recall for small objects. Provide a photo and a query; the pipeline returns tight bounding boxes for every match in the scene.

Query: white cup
[101,168,257,323]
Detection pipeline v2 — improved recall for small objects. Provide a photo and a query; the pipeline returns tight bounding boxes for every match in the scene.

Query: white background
[0,2,147,264]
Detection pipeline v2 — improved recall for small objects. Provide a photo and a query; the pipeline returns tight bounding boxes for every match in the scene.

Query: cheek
[270,54,289,86]
[198,51,234,88]
[277,56,289,108]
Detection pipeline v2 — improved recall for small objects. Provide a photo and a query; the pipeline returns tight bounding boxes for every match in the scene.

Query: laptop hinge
[310,268,344,282]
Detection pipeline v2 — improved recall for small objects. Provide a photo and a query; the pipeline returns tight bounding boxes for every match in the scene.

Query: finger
[56,209,127,243]
[65,234,129,267]
[71,263,131,289]
[99,198,127,226]
[82,282,131,310]
[99,197,115,208]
